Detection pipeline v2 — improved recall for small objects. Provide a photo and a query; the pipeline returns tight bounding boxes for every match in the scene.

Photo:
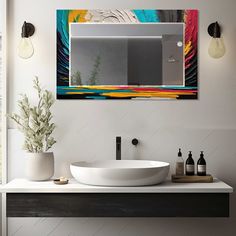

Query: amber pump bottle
[197,151,206,176]
[185,151,195,175]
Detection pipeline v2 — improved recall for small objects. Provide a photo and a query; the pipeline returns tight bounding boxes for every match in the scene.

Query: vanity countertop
[0,178,233,193]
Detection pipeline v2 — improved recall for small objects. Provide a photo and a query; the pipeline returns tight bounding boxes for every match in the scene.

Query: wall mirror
[70,23,184,87]
[57,10,198,100]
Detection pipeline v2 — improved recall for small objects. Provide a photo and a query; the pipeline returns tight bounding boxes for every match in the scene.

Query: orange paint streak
[185,41,192,56]
[68,10,88,23]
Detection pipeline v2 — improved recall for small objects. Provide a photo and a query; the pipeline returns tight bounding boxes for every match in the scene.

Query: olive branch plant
[8,77,56,153]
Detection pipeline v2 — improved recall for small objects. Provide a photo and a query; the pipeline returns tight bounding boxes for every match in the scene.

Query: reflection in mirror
[69,23,184,87]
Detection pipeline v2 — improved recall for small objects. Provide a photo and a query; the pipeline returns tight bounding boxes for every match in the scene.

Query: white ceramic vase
[25,152,54,181]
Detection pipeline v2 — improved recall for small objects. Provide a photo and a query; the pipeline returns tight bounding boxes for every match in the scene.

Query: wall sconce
[207,21,226,59]
[18,21,35,59]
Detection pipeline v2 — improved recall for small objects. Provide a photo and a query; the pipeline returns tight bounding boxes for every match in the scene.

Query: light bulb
[208,37,225,59]
[18,37,34,59]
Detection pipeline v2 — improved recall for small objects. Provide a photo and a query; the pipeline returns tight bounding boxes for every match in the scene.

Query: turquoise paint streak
[133,10,160,22]
[86,96,107,99]
[57,10,70,49]
[57,87,133,95]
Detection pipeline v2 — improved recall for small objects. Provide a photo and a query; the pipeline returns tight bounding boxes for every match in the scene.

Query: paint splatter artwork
[57,10,198,99]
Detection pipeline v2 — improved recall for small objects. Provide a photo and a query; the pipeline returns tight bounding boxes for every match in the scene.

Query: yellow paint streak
[68,10,88,23]
[66,90,194,97]
[65,91,195,99]
[101,92,179,98]
[185,41,192,55]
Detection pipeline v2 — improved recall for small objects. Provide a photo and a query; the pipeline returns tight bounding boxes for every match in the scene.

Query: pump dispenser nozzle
[178,148,182,157]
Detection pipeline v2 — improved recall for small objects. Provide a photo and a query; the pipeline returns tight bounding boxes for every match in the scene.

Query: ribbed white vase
[25,152,54,181]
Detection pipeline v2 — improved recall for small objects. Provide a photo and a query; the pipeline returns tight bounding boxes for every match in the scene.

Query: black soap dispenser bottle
[197,151,206,176]
[185,151,195,176]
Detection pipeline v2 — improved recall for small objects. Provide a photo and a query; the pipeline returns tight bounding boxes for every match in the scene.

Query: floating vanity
[1,178,233,218]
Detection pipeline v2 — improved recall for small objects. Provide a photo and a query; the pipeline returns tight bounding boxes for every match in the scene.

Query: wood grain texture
[171,175,214,183]
[7,193,229,217]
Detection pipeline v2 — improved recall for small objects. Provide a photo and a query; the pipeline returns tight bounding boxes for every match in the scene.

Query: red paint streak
[185,10,198,69]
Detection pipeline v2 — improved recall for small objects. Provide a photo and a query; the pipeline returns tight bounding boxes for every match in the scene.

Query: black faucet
[116,136,121,160]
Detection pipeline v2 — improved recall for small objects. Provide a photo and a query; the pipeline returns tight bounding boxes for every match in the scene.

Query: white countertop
[0,178,233,193]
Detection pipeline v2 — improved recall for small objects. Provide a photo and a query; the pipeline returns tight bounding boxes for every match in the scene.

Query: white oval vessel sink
[70,160,170,186]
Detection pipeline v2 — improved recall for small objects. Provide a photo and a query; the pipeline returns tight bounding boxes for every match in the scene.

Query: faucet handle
[132,138,139,146]
[116,136,121,143]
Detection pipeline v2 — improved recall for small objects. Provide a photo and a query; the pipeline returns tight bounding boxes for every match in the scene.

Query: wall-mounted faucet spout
[116,136,121,160]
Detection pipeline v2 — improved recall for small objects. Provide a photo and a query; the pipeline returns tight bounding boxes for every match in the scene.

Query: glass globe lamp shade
[208,37,226,59]
[18,37,34,59]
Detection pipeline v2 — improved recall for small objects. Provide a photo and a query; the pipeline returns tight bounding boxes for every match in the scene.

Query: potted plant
[9,77,56,181]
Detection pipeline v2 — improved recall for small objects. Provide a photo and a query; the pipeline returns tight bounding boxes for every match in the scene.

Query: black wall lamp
[18,21,35,59]
[207,21,225,59]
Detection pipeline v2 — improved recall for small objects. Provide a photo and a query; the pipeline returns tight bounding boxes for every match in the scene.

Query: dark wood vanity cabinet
[3,179,232,217]
[7,192,230,217]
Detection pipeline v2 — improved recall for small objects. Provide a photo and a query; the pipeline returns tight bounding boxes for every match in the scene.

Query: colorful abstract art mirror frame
[57,10,198,100]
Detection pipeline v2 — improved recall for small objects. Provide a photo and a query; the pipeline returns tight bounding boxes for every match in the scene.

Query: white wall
[7,0,236,235]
